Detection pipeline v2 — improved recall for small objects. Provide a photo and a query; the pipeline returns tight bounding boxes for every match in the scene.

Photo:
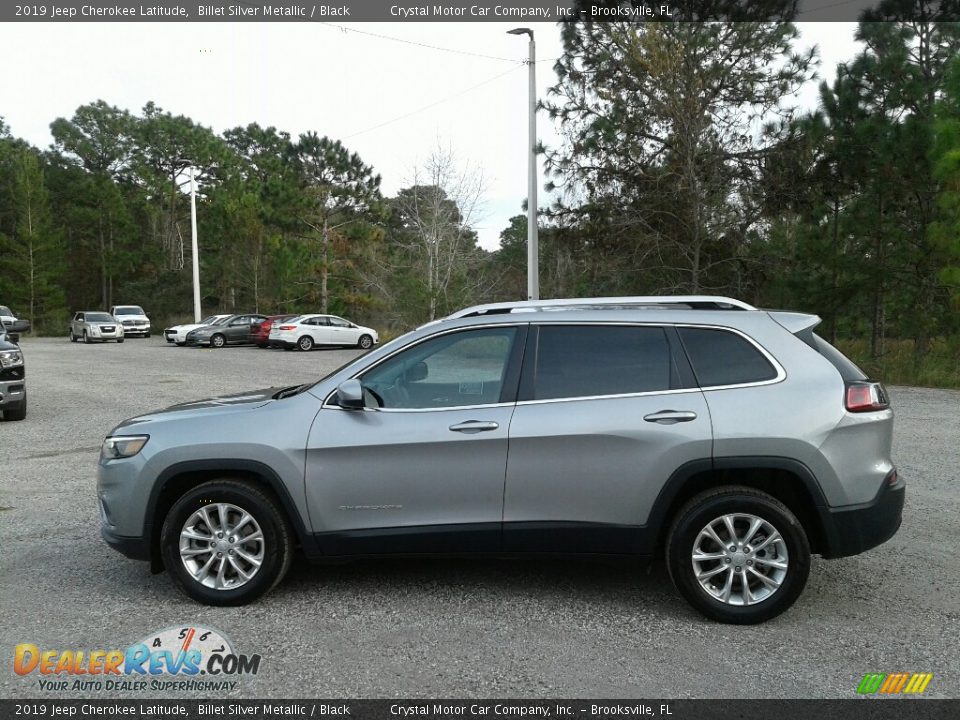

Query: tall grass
[836,337,960,389]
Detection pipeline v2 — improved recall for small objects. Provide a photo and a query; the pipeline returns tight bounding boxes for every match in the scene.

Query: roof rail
[448,296,756,319]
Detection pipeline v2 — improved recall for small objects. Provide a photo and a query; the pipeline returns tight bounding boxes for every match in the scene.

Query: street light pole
[508,27,539,301]
[189,166,201,323]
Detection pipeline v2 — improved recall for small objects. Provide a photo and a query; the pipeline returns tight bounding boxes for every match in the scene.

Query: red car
[249,314,298,348]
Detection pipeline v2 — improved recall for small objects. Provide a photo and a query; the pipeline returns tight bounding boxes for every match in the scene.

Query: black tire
[665,486,810,624]
[358,334,373,350]
[83,331,91,344]
[117,338,124,343]
[257,343,268,349]
[160,480,293,606]
[145,332,151,338]
[70,331,76,343]
[2,392,26,421]
[297,335,314,351]
[210,333,226,349]
[175,341,186,347]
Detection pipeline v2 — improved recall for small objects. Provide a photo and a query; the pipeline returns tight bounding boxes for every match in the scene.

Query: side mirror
[336,379,366,409]
[10,320,30,334]
[405,361,428,383]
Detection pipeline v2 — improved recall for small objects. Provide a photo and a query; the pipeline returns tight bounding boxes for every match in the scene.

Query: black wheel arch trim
[144,459,316,571]
[645,456,837,556]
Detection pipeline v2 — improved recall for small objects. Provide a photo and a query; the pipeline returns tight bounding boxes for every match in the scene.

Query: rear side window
[534,325,672,400]
[678,328,778,387]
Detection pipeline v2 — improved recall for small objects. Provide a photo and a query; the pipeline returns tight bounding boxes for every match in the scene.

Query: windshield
[86,313,114,322]
[0,306,12,316]
[210,316,231,325]
[113,306,144,315]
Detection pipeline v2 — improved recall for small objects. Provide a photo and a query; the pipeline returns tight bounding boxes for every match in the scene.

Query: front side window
[533,325,672,400]
[678,327,778,387]
[360,327,517,409]
[329,317,352,327]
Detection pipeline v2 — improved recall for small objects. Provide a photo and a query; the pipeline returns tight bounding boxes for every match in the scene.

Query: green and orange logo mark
[857,673,933,695]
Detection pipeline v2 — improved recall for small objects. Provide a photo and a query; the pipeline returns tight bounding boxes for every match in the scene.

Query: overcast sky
[2,22,860,249]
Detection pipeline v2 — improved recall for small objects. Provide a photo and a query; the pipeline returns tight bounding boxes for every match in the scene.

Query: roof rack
[448,296,756,319]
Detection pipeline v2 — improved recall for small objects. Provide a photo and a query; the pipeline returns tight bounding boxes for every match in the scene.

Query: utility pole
[508,27,539,300]
[189,166,201,322]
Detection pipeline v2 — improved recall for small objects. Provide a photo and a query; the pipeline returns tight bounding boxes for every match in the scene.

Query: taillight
[845,381,890,412]
[278,325,296,331]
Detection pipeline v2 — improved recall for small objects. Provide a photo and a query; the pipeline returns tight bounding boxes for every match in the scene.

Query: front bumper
[101,525,150,561]
[0,373,26,408]
[121,326,150,336]
[820,476,905,559]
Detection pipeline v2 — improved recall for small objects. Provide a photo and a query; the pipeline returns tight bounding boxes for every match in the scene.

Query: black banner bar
[2,700,960,720]
[4,0,958,23]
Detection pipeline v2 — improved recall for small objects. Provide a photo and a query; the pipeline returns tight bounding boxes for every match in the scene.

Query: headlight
[0,350,23,367]
[101,435,149,460]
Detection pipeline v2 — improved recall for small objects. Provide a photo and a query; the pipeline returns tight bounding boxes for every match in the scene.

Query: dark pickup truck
[0,319,29,421]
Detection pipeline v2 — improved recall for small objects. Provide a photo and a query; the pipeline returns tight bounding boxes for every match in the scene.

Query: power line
[319,22,521,63]
[342,64,525,140]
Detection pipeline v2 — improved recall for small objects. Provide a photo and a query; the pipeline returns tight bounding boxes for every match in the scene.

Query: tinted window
[534,325,672,400]
[678,328,778,387]
[362,328,517,409]
[86,313,113,322]
[329,317,352,327]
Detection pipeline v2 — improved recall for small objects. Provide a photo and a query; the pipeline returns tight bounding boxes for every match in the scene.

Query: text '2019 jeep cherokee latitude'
[97,296,903,623]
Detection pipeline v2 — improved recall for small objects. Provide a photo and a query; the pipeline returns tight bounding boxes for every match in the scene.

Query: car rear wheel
[160,480,293,606]
[358,334,373,349]
[665,486,810,624]
[210,333,226,348]
[297,335,314,351]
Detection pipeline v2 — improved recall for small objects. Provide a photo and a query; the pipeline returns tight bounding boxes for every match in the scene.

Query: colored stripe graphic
[858,673,933,695]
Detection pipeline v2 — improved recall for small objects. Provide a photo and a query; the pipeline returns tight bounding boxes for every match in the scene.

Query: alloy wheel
[691,513,789,606]
[178,503,265,590]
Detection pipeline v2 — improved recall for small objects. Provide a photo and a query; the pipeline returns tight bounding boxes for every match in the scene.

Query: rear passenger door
[503,324,713,553]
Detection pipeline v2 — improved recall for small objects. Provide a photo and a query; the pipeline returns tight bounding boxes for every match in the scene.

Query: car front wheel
[358,334,373,349]
[160,480,293,606]
[665,486,810,624]
[210,333,226,348]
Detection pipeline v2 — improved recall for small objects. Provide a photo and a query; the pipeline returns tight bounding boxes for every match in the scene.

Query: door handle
[449,420,500,433]
[643,410,698,424]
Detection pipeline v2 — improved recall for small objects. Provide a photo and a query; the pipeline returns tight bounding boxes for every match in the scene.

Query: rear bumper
[820,477,905,559]
[101,526,150,561]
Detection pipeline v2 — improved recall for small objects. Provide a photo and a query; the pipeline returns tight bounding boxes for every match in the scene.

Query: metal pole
[189,167,201,323]
[526,34,539,301]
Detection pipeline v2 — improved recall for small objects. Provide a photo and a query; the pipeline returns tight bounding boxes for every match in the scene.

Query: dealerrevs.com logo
[14,625,261,693]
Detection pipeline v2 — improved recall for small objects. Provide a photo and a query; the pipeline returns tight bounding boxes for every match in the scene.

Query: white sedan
[164,314,231,346]
[269,314,379,351]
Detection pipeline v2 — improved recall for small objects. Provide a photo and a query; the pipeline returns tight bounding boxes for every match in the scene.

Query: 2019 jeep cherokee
[97,296,904,623]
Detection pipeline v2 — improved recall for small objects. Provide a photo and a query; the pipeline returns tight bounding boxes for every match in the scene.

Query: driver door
[304,325,526,555]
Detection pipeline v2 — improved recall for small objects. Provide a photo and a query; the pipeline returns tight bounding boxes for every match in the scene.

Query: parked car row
[163,313,379,351]
[66,305,152,344]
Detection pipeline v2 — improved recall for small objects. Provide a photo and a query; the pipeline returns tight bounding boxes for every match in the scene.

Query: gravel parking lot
[1,336,958,699]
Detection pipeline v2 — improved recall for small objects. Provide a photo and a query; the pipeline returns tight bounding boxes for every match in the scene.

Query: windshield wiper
[273,384,307,400]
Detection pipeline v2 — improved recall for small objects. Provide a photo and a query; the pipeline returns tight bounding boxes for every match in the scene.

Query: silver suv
[97,296,904,623]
